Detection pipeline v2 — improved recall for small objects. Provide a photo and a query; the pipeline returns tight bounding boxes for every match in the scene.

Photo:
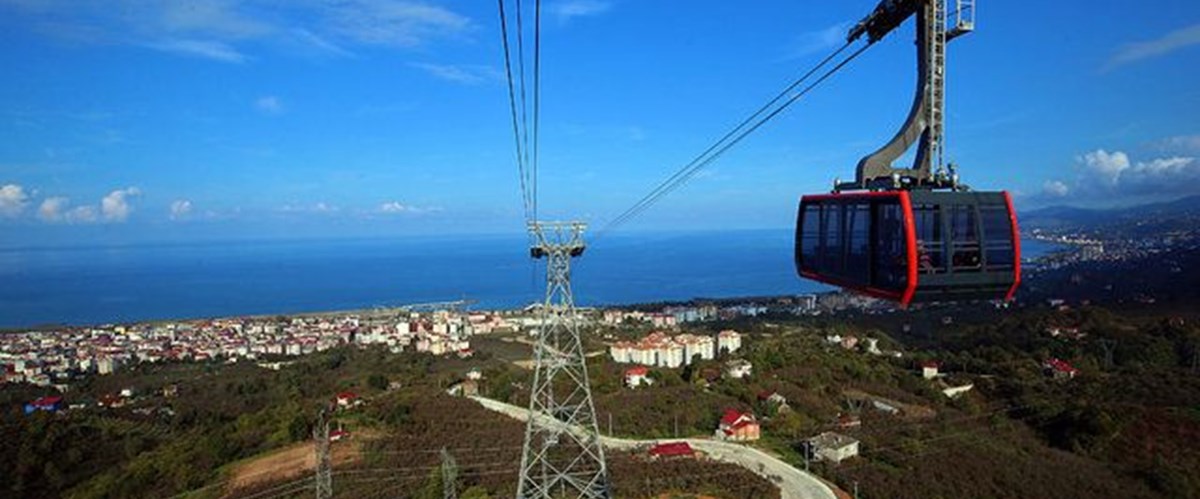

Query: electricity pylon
[314,406,333,499]
[516,221,610,499]
[442,447,459,499]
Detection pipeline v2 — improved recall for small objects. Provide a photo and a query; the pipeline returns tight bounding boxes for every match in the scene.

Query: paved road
[470,396,836,499]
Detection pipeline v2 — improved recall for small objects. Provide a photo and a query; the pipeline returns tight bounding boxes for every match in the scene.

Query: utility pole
[1099,339,1117,370]
[673,414,679,438]
[854,480,860,499]
[314,406,332,499]
[441,447,459,499]
[516,222,610,499]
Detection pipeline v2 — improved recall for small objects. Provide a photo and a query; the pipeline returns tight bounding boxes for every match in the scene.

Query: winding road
[469,396,837,499]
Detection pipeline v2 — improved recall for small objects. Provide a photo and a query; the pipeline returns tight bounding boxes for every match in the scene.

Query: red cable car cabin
[795,190,1020,306]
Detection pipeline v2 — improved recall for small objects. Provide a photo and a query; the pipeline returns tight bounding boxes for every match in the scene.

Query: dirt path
[226,439,360,493]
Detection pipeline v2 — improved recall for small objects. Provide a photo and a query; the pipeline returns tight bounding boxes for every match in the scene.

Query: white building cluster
[609,330,742,369]
[0,309,513,389]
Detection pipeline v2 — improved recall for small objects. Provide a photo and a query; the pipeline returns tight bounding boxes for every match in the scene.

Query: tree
[368,374,388,391]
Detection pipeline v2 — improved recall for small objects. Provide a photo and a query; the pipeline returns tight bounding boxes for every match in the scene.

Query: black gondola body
[795,190,1020,306]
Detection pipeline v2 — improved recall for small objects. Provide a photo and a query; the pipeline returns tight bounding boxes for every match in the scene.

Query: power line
[498,0,543,225]
[533,0,542,221]
[497,0,533,222]
[597,39,870,238]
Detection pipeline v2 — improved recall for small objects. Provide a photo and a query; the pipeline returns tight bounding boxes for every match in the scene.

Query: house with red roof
[1043,358,1078,380]
[23,395,63,415]
[648,441,695,460]
[624,366,652,389]
[329,429,351,442]
[335,391,362,408]
[715,409,760,442]
[920,360,940,380]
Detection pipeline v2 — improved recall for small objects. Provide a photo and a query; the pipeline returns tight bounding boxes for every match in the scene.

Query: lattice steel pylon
[314,406,332,499]
[442,447,459,499]
[516,221,610,499]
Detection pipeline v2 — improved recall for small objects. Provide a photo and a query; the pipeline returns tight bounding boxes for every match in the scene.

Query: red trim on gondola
[898,191,918,307]
[801,191,903,202]
[1003,191,1021,301]
[798,190,912,303]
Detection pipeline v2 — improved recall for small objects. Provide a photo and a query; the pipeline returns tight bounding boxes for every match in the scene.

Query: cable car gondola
[796,190,1019,306]
[794,0,1020,306]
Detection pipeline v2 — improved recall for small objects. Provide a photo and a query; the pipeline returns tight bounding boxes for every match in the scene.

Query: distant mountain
[1021,195,1200,231]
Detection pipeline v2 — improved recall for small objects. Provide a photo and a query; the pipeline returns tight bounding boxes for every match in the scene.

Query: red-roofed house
[648,442,695,460]
[330,429,351,442]
[624,366,652,389]
[920,360,940,380]
[715,409,760,442]
[1043,358,1078,380]
[335,392,362,408]
[24,396,63,415]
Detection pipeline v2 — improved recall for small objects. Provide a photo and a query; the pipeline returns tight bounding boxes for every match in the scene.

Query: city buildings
[0,309,511,389]
[608,330,738,369]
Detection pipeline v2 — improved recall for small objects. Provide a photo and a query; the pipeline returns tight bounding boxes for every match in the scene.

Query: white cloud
[170,199,193,219]
[38,197,69,222]
[379,201,437,214]
[1079,149,1131,186]
[321,0,473,47]
[2,0,473,61]
[100,187,140,222]
[255,95,283,114]
[1044,149,1200,202]
[38,197,96,223]
[380,201,411,213]
[1042,180,1069,198]
[1155,134,1200,153]
[147,39,247,63]
[548,0,611,23]
[1105,23,1200,71]
[66,206,98,223]
[785,22,849,59]
[410,63,501,85]
[0,184,29,217]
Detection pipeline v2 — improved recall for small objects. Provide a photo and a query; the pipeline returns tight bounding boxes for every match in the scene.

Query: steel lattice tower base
[314,406,332,499]
[516,221,611,499]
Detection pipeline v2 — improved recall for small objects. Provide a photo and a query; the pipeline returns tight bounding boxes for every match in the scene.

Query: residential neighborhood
[0,308,512,389]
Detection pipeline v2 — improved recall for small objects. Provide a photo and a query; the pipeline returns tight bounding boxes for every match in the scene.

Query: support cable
[498,0,533,221]
[598,40,869,237]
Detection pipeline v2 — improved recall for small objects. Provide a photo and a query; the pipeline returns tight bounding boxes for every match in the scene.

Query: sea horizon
[0,229,1060,329]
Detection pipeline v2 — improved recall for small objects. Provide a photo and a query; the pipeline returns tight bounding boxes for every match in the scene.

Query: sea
[0,230,1062,329]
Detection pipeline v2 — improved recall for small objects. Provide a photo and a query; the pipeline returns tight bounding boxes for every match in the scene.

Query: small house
[23,396,63,415]
[1043,358,1078,380]
[758,391,791,413]
[920,360,940,380]
[335,391,362,408]
[809,431,860,463]
[715,409,760,442]
[447,379,480,397]
[835,413,861,430]
[648,442,695,460]
[329,429,351,442]
[724,359,752,379]
[624,366,652,389]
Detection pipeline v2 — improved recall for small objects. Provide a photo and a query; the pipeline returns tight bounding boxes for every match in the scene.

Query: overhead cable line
[597,39,870,238]
[497,0,533,221]
[497,0,542,224]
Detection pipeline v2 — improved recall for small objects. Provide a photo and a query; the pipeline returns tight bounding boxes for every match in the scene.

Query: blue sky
[1,0,1199,247]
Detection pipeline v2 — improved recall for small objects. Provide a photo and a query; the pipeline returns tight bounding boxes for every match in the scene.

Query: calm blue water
[0,231,1059,328]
